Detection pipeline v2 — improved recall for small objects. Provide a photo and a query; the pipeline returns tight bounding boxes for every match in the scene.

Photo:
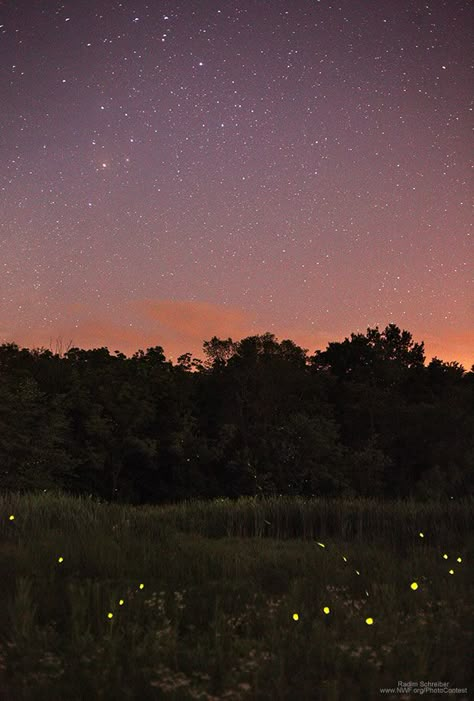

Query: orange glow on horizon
[2,299,472,369]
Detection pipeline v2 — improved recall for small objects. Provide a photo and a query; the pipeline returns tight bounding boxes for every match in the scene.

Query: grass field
[0,492,472,700]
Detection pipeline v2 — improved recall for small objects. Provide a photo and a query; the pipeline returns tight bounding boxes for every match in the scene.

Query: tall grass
[0,491,472,700]
[151,495,473,550]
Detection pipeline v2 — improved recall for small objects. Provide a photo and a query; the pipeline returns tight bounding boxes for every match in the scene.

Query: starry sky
[1,0,472,367]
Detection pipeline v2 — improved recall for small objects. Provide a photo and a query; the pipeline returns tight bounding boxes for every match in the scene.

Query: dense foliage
[0,324,472,502]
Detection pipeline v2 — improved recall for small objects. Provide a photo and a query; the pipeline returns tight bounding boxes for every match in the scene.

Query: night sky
[1,0,472,367]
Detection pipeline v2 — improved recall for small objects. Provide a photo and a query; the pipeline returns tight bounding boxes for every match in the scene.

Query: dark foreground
[0,492,472,700]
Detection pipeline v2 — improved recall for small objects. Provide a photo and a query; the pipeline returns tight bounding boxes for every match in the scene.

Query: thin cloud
[3,301,472,368]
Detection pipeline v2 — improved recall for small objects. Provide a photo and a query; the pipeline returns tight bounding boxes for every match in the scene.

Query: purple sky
[1,0,472,366]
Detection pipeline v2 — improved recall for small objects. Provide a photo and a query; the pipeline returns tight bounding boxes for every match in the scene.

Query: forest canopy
[0,324,472,503]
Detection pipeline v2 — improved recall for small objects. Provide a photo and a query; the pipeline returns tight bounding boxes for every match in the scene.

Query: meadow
[0,492,472,700]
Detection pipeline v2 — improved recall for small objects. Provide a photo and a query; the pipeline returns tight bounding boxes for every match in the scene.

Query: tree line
[0,324,472,502]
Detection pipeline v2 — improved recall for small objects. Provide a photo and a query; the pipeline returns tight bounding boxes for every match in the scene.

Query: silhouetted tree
[0,326,471,502]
